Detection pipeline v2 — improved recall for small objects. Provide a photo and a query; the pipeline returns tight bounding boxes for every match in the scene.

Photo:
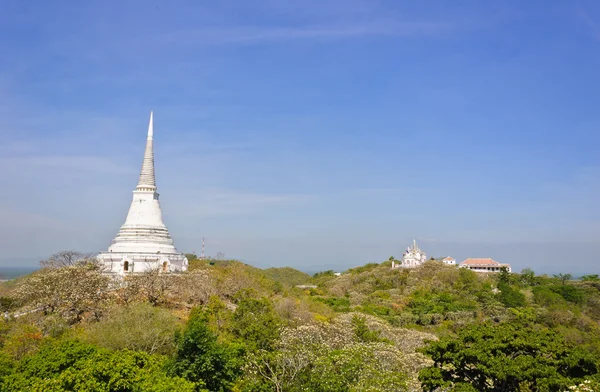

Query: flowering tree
[243,313,435,391]
[13,263,110,323]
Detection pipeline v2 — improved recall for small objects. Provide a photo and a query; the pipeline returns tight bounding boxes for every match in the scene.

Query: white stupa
[97,112,188,274]
[395,239,426,268]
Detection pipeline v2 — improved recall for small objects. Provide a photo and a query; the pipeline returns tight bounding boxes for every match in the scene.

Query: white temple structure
[391,239,427,268]
[97,112,188,274]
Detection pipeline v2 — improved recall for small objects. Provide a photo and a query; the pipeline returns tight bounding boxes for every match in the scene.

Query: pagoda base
[96,251,188,275]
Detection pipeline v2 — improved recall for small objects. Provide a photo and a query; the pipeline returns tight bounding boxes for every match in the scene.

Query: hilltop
[0,254,598,391]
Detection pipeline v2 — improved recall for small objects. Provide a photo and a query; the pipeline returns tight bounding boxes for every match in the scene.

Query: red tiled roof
[443,257,455,261]
[461,258,499,266]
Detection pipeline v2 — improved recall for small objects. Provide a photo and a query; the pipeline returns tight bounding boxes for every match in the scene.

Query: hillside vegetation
[0,254,598,391]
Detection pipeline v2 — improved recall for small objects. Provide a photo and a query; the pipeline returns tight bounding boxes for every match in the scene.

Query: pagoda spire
[137,111,156,189]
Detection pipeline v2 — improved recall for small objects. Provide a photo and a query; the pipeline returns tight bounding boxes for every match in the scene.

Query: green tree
[520,268,536,286]
[497,282,526,308]
[498,267,512,285]
[1,340,196,391]
[0,297,17,313]
[550,284,585,304]
[581,274,599,282]
[419,321,599,391]
[351,315,384,343]
[554,273,572,285]
[231,297,281,351]
[169,307,239,391]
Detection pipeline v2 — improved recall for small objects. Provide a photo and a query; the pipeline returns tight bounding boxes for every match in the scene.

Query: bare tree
[174,270,216,305]
[128,267,179,305]
[40,250,97,269]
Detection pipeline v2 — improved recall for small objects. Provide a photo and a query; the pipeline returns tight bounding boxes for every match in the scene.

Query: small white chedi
[391,239,427,268]
[96,112,188,274]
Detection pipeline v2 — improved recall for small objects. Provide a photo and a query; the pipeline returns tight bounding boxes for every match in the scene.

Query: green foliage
[313,270,335,278]
[185,253,199,262]
[1,340,196,391]
[1,323,44,360]
[532,286,565,307]
[0,297,17,313]
[419,321,599,391]
[314,296,351,312]
[554,273,573,285]
[84,303,181,354]
[581,275,599,282]
[305,345,407,391]
[408,290,477,315]
[262,267,311,287]
[4,256,600,392]
[519,268,536,286]
[244,320,410,392]
[169,307,238,392]
[498,267,512,284]
[348,263,380,274]
[231,297,281,351]
[497,282,527,308]
[213,262,282,299]
[550,284,585,304]
[203,296,233,337]
[351,315,385,343]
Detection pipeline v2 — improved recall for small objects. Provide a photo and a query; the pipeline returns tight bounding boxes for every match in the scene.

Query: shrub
[1,340,196,391]
[497,283,527,308]
[231,297,281,351]
[550,284,585,305]
[84,303,181,354]
[169,307,239,391]
[419,321,599,391]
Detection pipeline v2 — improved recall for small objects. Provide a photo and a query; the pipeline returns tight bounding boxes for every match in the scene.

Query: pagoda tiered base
[97,251,188,275]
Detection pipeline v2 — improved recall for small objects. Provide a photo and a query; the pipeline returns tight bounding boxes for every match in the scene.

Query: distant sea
[0,266,38,280]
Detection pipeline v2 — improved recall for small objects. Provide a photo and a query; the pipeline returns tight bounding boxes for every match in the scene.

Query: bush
[497,283,527,308]
[169,307,239,391]
[551,285,585,305]
[84,303,181,354]
[231,298,281,351]
[419,321,599,391]
[1,340,196,391]
[314,296,351,312]
[532,286,565,307]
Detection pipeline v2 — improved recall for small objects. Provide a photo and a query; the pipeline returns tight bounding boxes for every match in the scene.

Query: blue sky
[1,0,599,274]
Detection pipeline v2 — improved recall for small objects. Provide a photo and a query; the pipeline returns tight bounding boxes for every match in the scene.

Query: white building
[459,258,511,273]
[435,256,456,265]
[392,239,427,268]
[96,113,188,275]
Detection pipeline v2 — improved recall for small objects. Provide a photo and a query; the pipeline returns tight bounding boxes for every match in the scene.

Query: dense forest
[0,252,599,391]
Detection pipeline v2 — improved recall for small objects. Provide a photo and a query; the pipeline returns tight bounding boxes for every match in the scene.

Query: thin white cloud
[177,188,314,217]
[156,22,456,46]
[0,209,62,230]
[577,1,600,41]
[0,155,136,176]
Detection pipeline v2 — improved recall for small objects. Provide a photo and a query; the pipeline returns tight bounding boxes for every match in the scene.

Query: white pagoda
[97,112,188,274]
[392,239,427,268]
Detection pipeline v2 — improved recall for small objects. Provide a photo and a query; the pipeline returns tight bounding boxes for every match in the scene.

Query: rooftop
[462,258,501,266]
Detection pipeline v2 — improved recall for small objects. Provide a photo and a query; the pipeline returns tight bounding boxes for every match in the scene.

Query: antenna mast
[201,237,205,259]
